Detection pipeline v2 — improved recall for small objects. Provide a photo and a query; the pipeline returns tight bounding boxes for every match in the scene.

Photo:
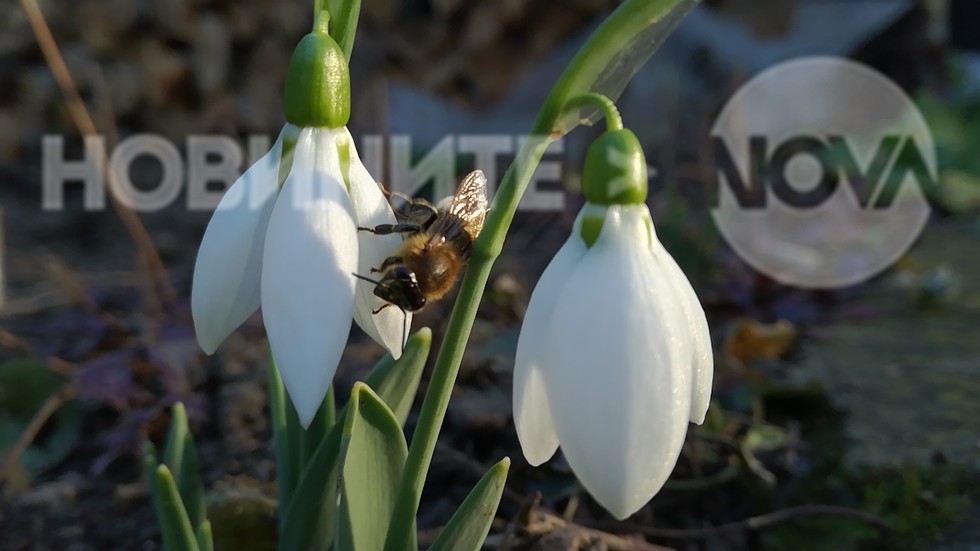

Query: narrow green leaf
[144,443,169,551]
[163,402,189,481]
[269,360,298,513]
[278,419,344,551]
[155,465,201,551]
[196,521,213,551]
[303,385,336,467]
[159,403,207,540]
[428,458,510,551]
[335,383,410,551]
[326,0,362,60]
[177,432,206,530]
[275,329,429,550]
[542,0,699,137]
[284,386,306,488]
[364,327,432,427]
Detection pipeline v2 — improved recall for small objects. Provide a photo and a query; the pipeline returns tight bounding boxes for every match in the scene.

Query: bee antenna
[352,273,385,286]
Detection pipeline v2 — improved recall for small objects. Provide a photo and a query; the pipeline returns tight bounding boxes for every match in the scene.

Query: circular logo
[710,56,934,289]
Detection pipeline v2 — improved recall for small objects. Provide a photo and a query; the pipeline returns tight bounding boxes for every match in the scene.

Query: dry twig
[18,0,176,312]
[496,493,676,551]
[586,504,891,542]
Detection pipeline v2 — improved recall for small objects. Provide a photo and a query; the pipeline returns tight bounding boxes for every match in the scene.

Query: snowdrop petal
[191,130,284,354]
[339,129,411,357]
[262,128,358,428]
[513,211,590,465]
[646,214,714,424]
[544,206,691,520]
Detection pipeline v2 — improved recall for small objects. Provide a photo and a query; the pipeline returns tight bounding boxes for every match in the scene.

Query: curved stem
[314,8,330,34]
[564,92,624,131]
[384,1,698,549]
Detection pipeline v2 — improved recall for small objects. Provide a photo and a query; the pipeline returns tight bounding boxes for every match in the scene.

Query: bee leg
[372,303,392,315]
[371,256,403,273]
[377,183,422,212]
[357,223,422,236]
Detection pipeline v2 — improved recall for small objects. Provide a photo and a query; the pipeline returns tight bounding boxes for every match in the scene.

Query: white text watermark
[41,133,567,212]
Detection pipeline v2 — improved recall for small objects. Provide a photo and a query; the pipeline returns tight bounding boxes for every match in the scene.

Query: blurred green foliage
[768,464,977,550]
[0,359,80,479]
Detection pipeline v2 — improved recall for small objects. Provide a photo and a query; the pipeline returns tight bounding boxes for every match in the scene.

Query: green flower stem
[268,363,295,513]
[384,1,697,548]
[563,92,624,132]
[314,9,330,34]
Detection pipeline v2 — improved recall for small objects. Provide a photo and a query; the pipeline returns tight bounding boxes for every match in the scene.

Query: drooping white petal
[645,212,714,424]
[338,128,411,358]
[544,205,692,520]
[262,128,358,428]
[191,129,284,354]
[513,209,590,465]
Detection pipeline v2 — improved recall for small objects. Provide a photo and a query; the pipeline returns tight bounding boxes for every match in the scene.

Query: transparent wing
[426,170,489,251]
[447,170,488,240]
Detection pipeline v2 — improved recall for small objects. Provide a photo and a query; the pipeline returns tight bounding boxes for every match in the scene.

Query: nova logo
[710,57,935,289]
[714,134,935,210]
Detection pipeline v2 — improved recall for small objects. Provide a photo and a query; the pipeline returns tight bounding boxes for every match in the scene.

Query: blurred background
[1,0,979,549]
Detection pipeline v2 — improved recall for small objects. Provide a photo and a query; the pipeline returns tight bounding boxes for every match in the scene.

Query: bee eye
[393,267,415,282]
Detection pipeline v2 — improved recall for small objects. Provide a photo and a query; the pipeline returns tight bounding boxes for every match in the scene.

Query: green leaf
[273,362,336,499]
[196,521,213,551]
[544,0,699,137]
[155,465,201,551]
[364,327,432,427]
[326,0,361,60]
[336,383,411,551]
[428,458,510,551]
[268,360,300,514]
[160,403,206,531]
[303,385,336,468]
[163,403,189,482]
[178,432,206,530]
[275,329,431,551]
[278,418,344,551]
[144,443,168,551]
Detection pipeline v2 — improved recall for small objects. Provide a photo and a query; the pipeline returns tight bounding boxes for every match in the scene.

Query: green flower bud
[582,128,648,206]
[283,14,351,128]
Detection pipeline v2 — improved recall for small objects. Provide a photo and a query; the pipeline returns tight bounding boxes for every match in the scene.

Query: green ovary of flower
[579,128,649,246]
[583,128,648,206]
[283,12,351,129]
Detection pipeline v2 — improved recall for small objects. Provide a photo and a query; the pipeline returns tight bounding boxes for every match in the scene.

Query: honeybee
[355,170,489,314]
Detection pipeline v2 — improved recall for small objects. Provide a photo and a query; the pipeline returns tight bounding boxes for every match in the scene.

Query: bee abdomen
[409,247,463,301]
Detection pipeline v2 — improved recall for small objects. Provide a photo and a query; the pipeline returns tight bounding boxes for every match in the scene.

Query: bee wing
[426,170,489,251]
[447,170,488,239]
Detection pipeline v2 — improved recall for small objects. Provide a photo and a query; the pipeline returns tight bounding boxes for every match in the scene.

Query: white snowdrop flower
[191,22,409,426]
[513,126,713,519]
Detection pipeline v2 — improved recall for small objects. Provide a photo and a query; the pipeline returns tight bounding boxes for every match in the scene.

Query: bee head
[375,267,427,312]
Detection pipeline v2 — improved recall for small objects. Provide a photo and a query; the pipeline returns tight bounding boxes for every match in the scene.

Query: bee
[354,170,489,314]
